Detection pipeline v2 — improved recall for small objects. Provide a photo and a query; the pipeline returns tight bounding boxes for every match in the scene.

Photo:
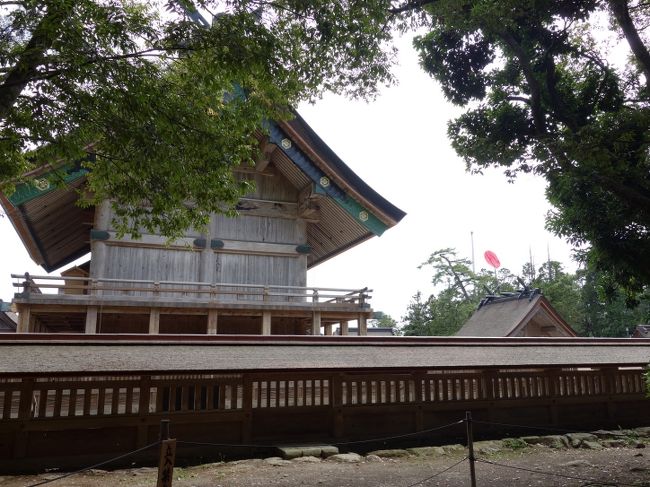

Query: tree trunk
[609,0,650,91]
[0,3,71,121]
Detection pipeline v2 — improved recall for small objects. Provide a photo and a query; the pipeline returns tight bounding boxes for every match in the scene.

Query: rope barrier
[472,419,630,436]
[475,457,640,487]
[19,415,647,487]
[177,440,274,449]
[25,441,160,487]
[333,419,465,446]
[176,419,465,450]
[403,456,468,487]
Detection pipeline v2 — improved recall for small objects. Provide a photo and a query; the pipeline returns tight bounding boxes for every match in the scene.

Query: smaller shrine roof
[456,291,577,337]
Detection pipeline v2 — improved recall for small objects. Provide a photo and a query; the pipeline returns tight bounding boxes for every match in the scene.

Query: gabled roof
[1,114,405,272]
[633,325,650,338]
[0,301,16,332]
[456,291,577,337]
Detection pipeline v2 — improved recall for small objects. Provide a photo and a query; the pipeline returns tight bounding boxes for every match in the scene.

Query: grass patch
[502,438,528,450]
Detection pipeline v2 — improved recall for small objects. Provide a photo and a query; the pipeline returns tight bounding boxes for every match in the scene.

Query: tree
[401,248,650,337]
[408,0,650,295]
[530,260,584,331]
[0,0,395,238]
[370,311,398,328]
[400,248,514,336]
[578,266,650,336]
[401,291,434,335]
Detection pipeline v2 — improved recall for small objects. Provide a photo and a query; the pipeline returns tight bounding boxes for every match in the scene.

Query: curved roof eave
[281,111,406,226]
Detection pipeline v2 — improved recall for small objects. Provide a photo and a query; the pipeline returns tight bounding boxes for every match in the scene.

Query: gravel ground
[1,443,648,487]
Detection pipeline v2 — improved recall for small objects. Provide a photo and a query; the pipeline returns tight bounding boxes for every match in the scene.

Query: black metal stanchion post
[466,411,477,487]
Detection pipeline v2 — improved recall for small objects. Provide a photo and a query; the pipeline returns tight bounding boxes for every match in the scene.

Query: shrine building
[2,113,405,336]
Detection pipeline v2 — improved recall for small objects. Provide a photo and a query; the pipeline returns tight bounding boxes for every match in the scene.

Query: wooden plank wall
[103,247,202,284]
[94,167,308,288]
[0,365,647,472]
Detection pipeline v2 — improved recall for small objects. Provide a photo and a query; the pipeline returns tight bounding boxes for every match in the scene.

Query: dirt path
[2,444,648,487]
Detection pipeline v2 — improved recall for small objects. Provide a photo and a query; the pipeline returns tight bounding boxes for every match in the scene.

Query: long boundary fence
[0,362,647,473]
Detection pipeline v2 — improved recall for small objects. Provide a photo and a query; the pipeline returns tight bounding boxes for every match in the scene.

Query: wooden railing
[0,364,647,471]
[11,273,371,306]
[0,366,645,422]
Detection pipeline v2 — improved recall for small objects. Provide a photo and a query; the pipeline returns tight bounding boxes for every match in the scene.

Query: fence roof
[0,335,648,375]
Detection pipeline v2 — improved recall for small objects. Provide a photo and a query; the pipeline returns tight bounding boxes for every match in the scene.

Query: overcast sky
[0,33,576,321]
[301,33,576,320]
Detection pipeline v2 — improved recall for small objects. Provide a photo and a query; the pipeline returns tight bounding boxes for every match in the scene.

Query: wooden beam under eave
[298,185,322,223]
[236,198,298,219]
[279,120,397,228]
[298,200,320,223]
[232,165,276,177]
[255,140,277,172]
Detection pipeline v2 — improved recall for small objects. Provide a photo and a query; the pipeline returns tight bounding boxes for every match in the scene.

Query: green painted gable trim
[268,123,388,236]
[8,163,89,207]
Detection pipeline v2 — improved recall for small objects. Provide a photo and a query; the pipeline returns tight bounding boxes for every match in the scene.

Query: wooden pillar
[262,312,272,335]
[90,200,112,283]
[331,373,344,438]
[137,375,152,447]
[16,306,31,333]
[324,323,333,336]
[358,314,367,336]
[340,320,349,336]
[207,310,218,334]
[14,378,34,459]
[312,311,321,336]
[199,215,215,284]
[149,308,160,334]
[85,306,98,334]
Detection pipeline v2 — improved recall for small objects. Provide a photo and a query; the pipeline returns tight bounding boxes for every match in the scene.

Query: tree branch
[388,0,437,15]
[506,95,531,104]
[440,254,471,300]
[609,0,650,91]
[497,30,547,135]
[542,53,579,132]
[0,3,72,121]
[0,48,185,90]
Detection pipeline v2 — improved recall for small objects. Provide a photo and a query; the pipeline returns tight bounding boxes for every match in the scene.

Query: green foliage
[502,438,528,450]
[370,311,398,328]
[579,268,650,336]
[401,248,514,336]
[530,261,583,331]
[412,0,650,297]
[401,247,650,337]
[0,0,396,238]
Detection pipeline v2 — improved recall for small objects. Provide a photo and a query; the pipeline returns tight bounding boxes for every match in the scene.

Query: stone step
[276,445,339,460]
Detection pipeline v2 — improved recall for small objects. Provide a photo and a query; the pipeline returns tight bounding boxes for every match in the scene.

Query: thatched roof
[633,325,650,338]
[0,301,16,333]
[0,335,647,375]
[456,292,576,337]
